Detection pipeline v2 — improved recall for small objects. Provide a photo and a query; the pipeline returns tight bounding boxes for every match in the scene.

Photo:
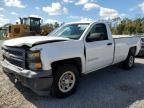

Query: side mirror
[86,33,104,42]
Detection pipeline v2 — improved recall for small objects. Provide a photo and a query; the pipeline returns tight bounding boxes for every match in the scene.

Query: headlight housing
[27,51,42,70]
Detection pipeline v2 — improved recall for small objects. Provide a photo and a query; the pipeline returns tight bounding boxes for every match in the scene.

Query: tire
[50,64,79,98]
[122,51,135,70]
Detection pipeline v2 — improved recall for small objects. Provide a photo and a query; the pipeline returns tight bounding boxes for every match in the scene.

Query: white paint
[3,36,70,47]
[2,21,141,74]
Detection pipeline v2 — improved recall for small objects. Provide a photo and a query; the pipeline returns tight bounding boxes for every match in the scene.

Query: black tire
[50,64,79,98]
[122,50,135,70]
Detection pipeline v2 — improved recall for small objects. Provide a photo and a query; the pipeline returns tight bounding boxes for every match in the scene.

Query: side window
[86,23,108,42]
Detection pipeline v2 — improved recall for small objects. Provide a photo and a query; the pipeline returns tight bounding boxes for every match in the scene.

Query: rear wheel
[123,51,135,70]
[50,64,79,98]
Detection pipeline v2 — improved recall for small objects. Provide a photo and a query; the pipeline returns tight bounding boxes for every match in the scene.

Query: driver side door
[85,23,114,73]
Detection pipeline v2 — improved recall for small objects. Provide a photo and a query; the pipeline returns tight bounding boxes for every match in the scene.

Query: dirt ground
[1,40,144,108]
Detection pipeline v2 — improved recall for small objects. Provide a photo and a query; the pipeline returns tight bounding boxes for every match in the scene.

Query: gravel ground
[1,40,144,108]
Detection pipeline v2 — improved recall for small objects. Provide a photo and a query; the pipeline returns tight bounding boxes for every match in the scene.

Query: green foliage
[44,22,60,33]
[112,18,144,35]
[54,22,60,28]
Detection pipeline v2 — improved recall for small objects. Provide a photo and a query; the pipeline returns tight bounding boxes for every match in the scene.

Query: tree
[54,22,59,29]
[111,17,144,35]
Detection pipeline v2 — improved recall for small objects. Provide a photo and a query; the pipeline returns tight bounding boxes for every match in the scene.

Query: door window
[86,23,108,42]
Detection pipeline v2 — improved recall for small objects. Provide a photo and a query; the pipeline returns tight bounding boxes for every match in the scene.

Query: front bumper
[1,60,53,96]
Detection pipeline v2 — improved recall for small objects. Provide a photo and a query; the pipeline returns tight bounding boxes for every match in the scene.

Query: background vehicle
[136,35,144,57]
[5,17,51,38]
[1,21,141,98]
[0,27,7,39]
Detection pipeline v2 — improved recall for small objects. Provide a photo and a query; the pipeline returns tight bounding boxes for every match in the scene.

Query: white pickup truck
[1,21,141,98]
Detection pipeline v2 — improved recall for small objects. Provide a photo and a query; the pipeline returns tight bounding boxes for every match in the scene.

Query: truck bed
[112,35,140,64]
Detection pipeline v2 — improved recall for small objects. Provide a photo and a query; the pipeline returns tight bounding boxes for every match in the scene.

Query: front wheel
[50,64,79,98]
[122,51,135,70]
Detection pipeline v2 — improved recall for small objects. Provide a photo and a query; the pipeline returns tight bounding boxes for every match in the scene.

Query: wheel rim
[58,71,76,93]
[129,55,134,67]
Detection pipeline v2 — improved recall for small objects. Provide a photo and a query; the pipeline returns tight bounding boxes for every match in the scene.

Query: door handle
[107,43,112,46]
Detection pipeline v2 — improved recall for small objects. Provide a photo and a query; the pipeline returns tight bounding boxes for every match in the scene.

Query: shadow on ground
[5,61,144,108]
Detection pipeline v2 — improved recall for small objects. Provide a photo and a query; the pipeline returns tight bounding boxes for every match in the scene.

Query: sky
[0,0,144,26]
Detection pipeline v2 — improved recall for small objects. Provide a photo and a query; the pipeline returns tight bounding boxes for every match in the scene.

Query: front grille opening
[5,57,23,68]
[2,46,26,68]
[4,48,23,56]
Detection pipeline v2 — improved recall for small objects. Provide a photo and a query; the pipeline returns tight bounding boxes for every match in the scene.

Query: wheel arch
[51,57,82,76]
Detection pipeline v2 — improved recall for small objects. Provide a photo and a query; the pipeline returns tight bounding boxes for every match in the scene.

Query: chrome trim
[2,46,26,68]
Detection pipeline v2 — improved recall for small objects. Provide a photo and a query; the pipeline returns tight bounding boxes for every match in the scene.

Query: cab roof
[23,17,41,19]
[65,21,109,25]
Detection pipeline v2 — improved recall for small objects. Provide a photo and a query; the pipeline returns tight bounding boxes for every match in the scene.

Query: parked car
[137,36,144,57]
[1,21,141,98]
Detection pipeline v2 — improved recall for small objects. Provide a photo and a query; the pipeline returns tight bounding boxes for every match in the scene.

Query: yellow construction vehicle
[5,17,50,39]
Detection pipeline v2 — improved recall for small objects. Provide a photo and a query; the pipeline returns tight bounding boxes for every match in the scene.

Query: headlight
[27,51,42,70]
[28,51,40,61]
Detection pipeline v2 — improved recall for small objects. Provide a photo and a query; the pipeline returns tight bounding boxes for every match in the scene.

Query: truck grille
[4,48,23,56]
[5,57,24,68]
[2,46,26,68]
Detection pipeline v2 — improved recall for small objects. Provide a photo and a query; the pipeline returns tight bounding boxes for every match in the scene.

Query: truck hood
[3,36,70,47]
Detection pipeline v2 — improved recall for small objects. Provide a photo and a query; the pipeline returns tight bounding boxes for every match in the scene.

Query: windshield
[49,23,89,40]
[24,18,30,25]
[30,19,40,26]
